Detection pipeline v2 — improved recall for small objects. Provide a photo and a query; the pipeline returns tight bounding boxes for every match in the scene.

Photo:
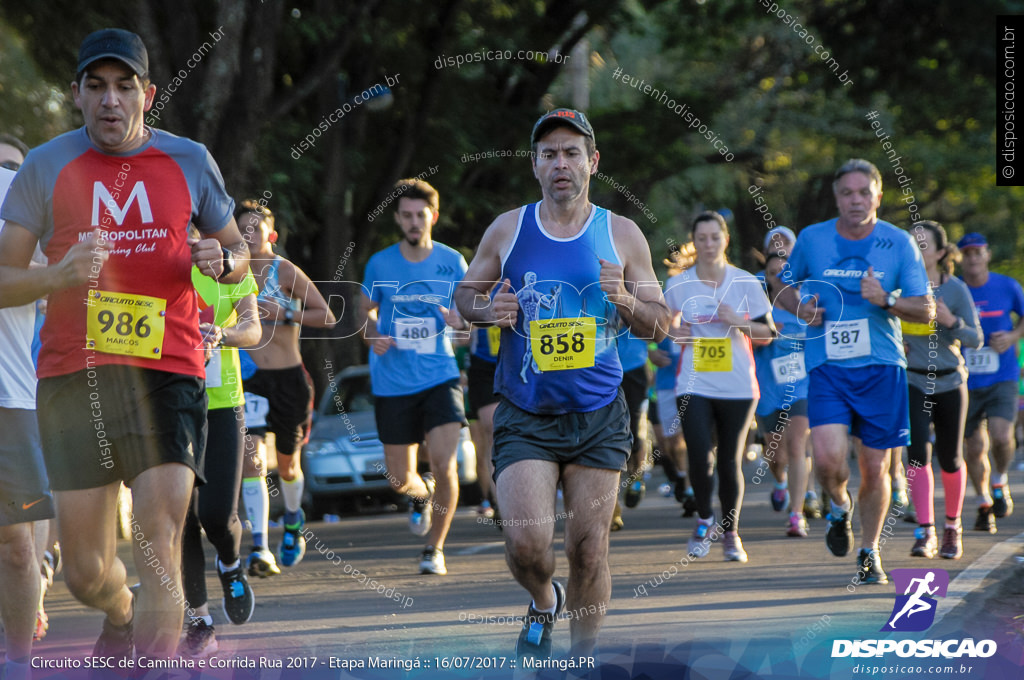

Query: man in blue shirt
[775,159,933,586]
[455,109,669,663]
[957,232,1024,533]
[359,179,468,576]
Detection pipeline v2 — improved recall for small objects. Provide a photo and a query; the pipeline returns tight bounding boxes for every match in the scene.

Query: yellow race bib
[487,325,501,357]
[900,319,937,336]
[692,337,732,372]
[529,318,596,371]
[86,290,167,359]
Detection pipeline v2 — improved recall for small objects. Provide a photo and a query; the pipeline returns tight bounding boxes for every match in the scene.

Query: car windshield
[321,372,375,415]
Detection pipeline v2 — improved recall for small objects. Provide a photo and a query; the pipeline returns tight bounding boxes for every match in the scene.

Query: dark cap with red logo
[531,108,596,145]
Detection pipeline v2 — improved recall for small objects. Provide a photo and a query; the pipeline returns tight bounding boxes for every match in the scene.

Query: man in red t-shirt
[0,29,249,659]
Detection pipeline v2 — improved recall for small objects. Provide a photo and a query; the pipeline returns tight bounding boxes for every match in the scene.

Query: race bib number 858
[529,318,596,371]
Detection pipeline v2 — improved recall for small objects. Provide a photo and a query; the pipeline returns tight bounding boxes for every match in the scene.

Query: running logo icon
[882,568,949,632]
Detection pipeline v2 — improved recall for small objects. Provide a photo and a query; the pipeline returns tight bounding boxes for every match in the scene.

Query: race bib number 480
[529,318,596,371]
[85,290,166,359]
[825,319,871,360]
[393,317,438,354]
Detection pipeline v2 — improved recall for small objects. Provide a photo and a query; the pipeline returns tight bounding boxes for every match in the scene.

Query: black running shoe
[218,559,255,624]
[974,505,997,533]
[624,480,645,508]
[825,497,854,557]
[93,588,134,665]
[515,581,566,664]
[182,618,218,658]
[681,492,698,518]
[855,548,888,585]
[992,485,1013,518]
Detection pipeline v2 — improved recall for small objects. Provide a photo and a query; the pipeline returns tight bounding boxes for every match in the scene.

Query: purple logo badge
[881,568,949,632]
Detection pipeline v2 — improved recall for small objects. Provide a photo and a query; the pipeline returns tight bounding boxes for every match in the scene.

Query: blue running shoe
[771,486,789,512]
[277,510,306,567]
[515,580,566,665]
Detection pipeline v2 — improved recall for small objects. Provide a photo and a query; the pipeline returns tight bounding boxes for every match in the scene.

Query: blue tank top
[617,330,649,373]
[754,307,809,415]
[256,256,301,325]
[470,327,500,363]
[496,203,623,414]
[653,336,680,391]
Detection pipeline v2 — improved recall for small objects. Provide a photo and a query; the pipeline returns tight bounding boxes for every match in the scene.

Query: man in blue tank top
[359,179,468,577]
[957,232,1024,532]
[455,109,669,663]
[775,159,932,587]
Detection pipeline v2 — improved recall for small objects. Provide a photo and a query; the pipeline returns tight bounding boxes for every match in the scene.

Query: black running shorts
[492,391,631,481]
[36,365,206,491]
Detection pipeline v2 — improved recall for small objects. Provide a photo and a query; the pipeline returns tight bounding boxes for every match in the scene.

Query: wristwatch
[881,292,897,310]
[217,247,235,280]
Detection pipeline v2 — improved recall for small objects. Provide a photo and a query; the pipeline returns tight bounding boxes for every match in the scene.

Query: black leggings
[678,394,756,529]
[183,406,245,609]
[907,383,966,473]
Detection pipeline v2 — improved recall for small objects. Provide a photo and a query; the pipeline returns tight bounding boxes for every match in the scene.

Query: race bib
[529,318,597,371]
[205,350,223,388]
[487,325,501,357]
[771,352,807,384]
[963,347,999,375]
[393,317,438,354]
[692,337,732,372]
[85,290,166,359]
[825,319,871,360]
[243,393,269,429]
[900,319,937,337]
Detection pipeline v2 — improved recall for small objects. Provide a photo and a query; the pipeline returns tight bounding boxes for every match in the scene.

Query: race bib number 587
[86,290,166,359]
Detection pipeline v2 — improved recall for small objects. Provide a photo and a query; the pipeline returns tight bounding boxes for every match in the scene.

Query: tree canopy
[3,0,1020,371]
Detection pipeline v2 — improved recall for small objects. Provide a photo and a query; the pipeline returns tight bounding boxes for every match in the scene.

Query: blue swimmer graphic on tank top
[783,218,928,372]
[497,202,623,414]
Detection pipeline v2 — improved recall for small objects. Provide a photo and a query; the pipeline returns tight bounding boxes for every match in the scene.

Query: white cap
[763,226,796,251]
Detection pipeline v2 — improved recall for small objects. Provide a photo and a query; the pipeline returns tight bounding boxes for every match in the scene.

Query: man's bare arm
[606,215,670,341]
[0,223,110,309]
[455,210,520,327]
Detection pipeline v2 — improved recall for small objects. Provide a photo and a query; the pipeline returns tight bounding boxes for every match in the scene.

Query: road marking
[456,541,505,556]
[931,530,1024,625]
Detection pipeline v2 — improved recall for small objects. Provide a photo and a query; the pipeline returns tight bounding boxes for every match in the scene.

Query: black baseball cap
[531,108,596,145]
[77,29,149,77]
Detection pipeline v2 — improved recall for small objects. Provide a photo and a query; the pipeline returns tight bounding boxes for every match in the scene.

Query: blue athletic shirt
[362,242,468,396]
[496,202,623,414]
[470,327,500,364]
[782,218,929,372]
[754,307,809,415]
[961,272,1024,389]
[617,330,649,373]
[654,336,680,391]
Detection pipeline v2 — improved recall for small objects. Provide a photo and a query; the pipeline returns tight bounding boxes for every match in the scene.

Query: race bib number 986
[86,290,166,359]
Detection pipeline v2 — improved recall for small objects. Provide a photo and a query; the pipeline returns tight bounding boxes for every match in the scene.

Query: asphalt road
[27,462,1024,680]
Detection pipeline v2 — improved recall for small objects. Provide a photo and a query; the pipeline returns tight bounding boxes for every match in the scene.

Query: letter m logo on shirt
[91,181,154,226]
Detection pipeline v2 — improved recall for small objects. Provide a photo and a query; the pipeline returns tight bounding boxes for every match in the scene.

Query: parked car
[302,364,477,516]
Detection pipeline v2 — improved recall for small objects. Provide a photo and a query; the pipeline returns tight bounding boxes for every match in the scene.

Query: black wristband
[217,247,235,280]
